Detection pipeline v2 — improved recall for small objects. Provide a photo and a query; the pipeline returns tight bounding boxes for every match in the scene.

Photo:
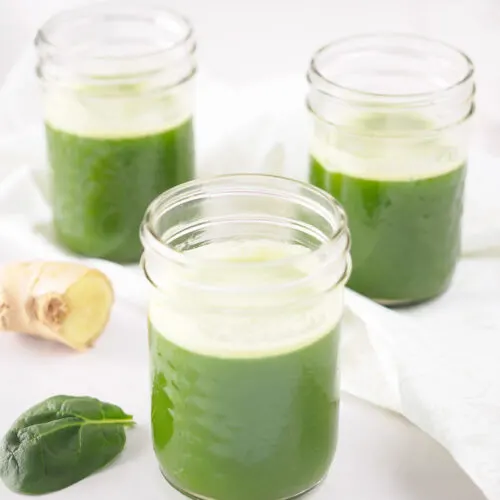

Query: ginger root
[0,261,114,351]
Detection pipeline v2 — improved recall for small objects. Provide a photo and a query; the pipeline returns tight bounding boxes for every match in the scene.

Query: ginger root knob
[0,261,114,351]
[27,293,69,329]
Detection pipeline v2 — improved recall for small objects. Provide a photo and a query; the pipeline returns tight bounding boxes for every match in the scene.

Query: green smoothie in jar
[45,105,194,263]
[307,35,474,305]
[310,112,466,304]
[36,4,197,262]
[141,175,351,500]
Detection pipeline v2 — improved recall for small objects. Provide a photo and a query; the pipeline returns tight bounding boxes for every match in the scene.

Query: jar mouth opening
[36,2,194,61]
[309,33,474,104]
[140,174,350,291]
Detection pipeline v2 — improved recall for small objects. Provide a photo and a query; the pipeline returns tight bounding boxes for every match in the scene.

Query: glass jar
[307,34,474,305]
[36,3,196,263]
[140,174,351,500]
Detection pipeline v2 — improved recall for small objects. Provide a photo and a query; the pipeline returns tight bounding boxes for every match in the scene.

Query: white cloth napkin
[0,50,499,500]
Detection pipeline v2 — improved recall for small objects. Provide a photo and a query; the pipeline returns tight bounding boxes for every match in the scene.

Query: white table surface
[0,0,493,498]
[0,297,487,500]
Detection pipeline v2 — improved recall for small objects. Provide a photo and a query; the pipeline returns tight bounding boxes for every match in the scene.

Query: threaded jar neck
[307,33,475,131]
[36,2,196,92]
[141,174,351,300]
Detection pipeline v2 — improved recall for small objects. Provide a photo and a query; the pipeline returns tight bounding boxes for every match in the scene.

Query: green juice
[310,159,465,303]
[150,325,339,500]
[309,112,466,304]
[46,120,194,263]
[148,240,342,500]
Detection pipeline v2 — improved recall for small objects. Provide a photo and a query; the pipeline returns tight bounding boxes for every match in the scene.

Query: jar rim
[140,174,350,276]
[308,33,474,104]
[35,1,194,61]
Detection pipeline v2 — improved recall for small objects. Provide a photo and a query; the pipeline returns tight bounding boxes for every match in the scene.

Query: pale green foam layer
[311,111,467,181]
[148,240,344,358]
[44,81,193,139]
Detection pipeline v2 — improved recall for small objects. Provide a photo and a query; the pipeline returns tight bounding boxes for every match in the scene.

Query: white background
[0,0,494,499]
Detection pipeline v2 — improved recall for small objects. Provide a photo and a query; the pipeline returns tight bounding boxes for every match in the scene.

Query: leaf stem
[83,418,136,427]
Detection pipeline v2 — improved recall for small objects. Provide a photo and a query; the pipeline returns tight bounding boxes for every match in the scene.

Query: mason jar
[308,34,475,305]
[36,3,196,263]
[140,175,351,500]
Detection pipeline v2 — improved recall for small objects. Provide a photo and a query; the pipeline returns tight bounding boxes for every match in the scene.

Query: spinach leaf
[0,395,135,495]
